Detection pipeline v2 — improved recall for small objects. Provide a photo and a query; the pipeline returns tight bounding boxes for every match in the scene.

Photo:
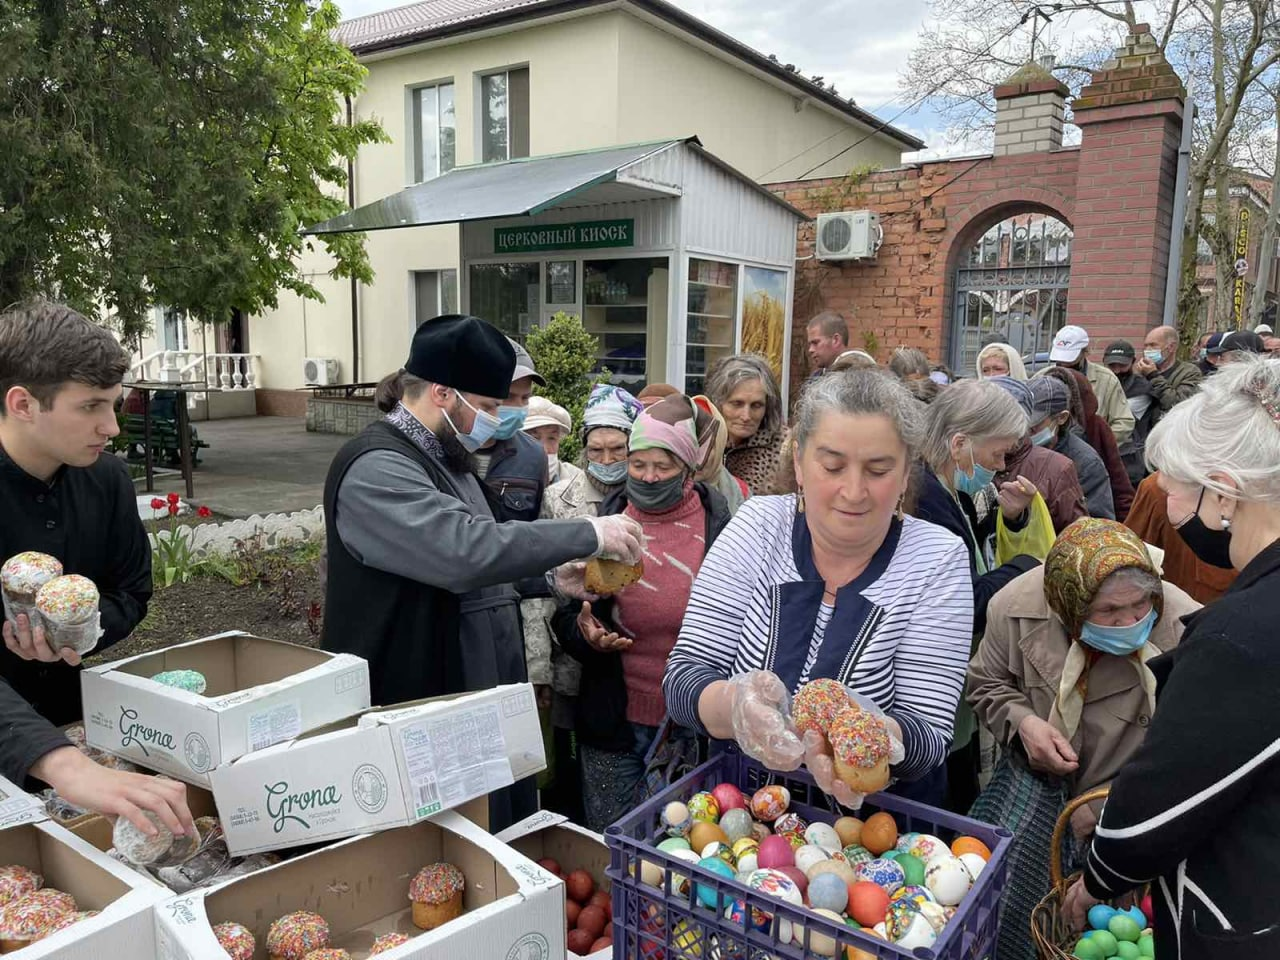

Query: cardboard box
[154,809,565,960]
[497,811,613,960]
[82,631,371,787]
[0,779,171,959]
[209,684,545,857]
[69,786,220,855]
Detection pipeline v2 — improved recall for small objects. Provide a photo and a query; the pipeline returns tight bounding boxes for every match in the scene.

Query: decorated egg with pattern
[720,808,755,844]
[890,884,936,910]
[854,858,906,895]
[958,853,987,882]
[774,813,807,837]
[732,837,760,874]
[842,844,874,867]
[781,830,807,851]
[923,855,972,906]
[749,821,773,844]
[907,834,949,864]
[803,823,842,853]
[888,903,940,950]
[688,792,720,824]
[794,844,832,875]
[701,841,737,869]
[895,832,921,853]
[750,786,790,822]
[662,801,693,838]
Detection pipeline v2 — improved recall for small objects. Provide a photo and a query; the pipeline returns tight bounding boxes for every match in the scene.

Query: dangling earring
[1220,515,1232,531]
[896,493,905,520]
[796,487,806,514]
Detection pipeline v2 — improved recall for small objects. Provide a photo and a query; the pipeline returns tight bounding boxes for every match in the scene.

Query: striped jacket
[663,494,974,781]
[1085,541,1280,959]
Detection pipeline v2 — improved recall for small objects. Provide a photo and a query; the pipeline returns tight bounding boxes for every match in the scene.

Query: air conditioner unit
[816,210,883,261]
[302,357,340,386]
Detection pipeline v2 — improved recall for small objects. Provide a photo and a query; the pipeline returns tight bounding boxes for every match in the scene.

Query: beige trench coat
[967,565,1200,796]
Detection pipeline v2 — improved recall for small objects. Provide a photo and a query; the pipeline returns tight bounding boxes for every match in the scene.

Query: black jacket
[482,431,551,598]
[0,449,151,726]
[555,483,731,752]
[911,466,1039,636]
[0,678,71,786]
[1086,540,1280,959]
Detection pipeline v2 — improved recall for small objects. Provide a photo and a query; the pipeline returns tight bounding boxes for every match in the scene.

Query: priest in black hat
[321,314,643,829]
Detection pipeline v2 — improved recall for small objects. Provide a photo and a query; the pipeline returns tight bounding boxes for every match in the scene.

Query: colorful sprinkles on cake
[302,950,351,960]
[151,669,208,695]
[35,575,98,623]
[0,888,76,939]
[266,911,330,959]
[828,709,891,767]
[369,932,411,955]
[409,864,465,904]
[212,921,256,960]
[36,910,98,940]
[790,678,852,736]
[0,866,41,908]
[0,553,63,595]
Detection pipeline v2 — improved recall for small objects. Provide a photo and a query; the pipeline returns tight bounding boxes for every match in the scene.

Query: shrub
[525,312,609,462]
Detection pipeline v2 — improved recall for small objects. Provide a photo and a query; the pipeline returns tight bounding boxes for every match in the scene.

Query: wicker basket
[1030,785,1110,959]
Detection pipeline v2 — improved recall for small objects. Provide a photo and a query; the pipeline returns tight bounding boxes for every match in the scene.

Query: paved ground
[136,416,345,518]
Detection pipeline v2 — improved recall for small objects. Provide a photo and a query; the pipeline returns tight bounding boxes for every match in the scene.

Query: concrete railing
[130,351,260,391]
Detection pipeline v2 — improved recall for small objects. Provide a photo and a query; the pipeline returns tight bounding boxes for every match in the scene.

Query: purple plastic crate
[605,748,1012,960]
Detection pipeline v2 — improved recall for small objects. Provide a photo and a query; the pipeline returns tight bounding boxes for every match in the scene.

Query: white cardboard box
[154,808,566,960]
[497,812,613,960]
[0,776,171,959]
[81,631,371,787]
[209,684,545,857]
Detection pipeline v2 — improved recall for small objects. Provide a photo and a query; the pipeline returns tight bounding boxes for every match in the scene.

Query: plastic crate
[605,748,1012,959]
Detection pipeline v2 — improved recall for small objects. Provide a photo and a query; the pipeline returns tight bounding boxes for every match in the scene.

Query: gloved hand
[802,691,905,809]
[587,514,644,564]
[549,562,598,602]
[727,671,805,772]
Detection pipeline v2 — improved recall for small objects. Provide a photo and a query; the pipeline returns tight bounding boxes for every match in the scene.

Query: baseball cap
[523,395,571,434]
[1255,324,1273,336]
[508,338,547,387]
[1103,341,1136,365]
[1205,332,1228,355]
[1220,330,1267,355]
[1049,325,1090,363]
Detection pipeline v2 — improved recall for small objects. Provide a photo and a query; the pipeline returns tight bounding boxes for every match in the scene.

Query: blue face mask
[952,443,996,495]
[587,459,629,485]
[442,394,500,452]
[1143,349,1163,365]
[1031,425,1056,447]
[491,405,527,440]
[1080,606,1157,656]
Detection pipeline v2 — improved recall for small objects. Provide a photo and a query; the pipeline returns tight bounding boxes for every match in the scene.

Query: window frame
[407,79,456,184]
[410,268,459,330]
[476,65,530,164]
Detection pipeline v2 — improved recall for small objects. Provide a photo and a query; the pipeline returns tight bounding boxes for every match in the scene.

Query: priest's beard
[437,405,478,475]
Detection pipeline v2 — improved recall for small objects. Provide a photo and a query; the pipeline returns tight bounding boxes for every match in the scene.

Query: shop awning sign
[494,219,634,254]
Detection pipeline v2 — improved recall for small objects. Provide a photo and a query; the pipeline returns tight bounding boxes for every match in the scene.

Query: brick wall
[769,25,1186,392]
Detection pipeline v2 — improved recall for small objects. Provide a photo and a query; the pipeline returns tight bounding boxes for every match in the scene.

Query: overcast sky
[335,0,955,151]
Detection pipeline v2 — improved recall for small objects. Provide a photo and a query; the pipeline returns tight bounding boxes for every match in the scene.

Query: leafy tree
[0,0,386,345]
[525,312,609,463]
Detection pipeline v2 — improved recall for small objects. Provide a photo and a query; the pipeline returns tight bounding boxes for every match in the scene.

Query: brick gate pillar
[1068,24,1186,344]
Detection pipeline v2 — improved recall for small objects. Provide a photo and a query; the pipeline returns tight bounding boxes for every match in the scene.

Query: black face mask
[626,473,687,513]
[1174,487,1235,570]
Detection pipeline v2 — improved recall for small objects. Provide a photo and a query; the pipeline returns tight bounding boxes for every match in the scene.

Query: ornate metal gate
[951,214,1072,375]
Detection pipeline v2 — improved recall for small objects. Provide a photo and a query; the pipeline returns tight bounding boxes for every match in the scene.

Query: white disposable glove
[587,514,644,564]
[727,670,805,772]
[548,562,598,602]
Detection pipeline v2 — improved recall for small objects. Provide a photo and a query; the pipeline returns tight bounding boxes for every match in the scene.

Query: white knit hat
[523,396,572,436]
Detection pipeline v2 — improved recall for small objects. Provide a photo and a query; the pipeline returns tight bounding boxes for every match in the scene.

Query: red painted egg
[567,869,596,904]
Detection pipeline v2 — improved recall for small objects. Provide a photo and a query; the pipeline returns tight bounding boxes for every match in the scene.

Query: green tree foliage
[0,0,386,344]
[525,312,608,462]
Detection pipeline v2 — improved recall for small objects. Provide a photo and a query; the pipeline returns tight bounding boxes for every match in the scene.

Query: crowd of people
[2,299,1278,959]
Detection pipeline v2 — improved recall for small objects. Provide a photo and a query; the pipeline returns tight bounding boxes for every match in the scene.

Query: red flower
[150,497,166,510]
[196,506,212,518]
[168,503,179,517]
[167,492,180,505]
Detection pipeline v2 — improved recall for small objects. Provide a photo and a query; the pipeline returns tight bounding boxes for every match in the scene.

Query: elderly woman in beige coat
[966,517,1200,960]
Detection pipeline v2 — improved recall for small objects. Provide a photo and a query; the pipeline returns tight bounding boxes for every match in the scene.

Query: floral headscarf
[1043,518,1163,640]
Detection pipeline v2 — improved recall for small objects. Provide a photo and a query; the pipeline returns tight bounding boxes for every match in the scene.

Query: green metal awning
[305,140,691,235]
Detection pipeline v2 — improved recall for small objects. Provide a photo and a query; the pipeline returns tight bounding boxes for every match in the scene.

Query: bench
[120,414,209,467]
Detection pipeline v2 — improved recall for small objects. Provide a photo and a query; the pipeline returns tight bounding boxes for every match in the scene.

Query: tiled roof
[334,0,925,150]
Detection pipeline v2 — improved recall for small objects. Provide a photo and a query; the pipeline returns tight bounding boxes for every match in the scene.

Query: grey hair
[705,353,783,436]
[920,380,1029,477]
[889,347,932,380]
[1098,566,1161,598]
[794,369,924,459]
[1146,355,1280,504]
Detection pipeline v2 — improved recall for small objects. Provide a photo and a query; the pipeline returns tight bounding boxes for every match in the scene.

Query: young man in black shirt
[0,301,151,721]
[0,301,191,836]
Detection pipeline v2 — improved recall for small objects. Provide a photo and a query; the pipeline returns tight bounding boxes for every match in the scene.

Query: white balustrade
[130,351,260,391]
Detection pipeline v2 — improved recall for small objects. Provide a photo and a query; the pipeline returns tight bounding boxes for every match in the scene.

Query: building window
[686,259,739,395]
[413,269,458,327]
[480,67,529,163]
[584,258,669,392]
[412,82,456,183]
[161,306,189,352]
[469,262,540,339]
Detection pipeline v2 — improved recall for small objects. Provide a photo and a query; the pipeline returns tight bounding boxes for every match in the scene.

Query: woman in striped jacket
[663,370,974,806]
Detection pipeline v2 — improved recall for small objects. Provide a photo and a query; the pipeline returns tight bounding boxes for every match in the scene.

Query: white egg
[894,910,940,950]
[804,822,843,853]
[924,855,973,907]
[794,843,832,875]
[737,852,759,874]
[909,834,950,864]
[803,908,844,957]
[958,853,987,881]
[669,848,701,894]
[918,900,950,933]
